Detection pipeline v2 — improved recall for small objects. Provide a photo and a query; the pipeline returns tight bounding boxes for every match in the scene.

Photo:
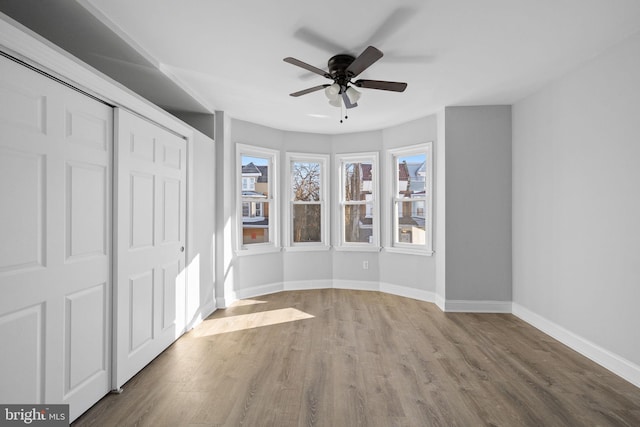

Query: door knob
[180,246,185,252]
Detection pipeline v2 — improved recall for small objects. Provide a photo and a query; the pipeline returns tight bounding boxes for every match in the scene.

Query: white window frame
[386,143,433,255]
[335,152,380,251]
[285,153,330,251]
[236,144,279,254]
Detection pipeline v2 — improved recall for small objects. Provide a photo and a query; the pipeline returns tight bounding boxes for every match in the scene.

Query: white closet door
[0,56,112,420]
[114,108,187,388]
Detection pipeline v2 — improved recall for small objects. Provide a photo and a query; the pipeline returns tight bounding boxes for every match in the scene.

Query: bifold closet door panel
[0,55,112,420]
[114,108,187,389]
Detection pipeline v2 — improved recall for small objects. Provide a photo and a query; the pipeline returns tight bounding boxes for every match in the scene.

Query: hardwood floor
[73,289,640,426]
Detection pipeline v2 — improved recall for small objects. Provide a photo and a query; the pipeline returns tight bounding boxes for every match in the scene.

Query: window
[388,143,433,254]
[336,152,379,249]
[286,153,329,249]
[237,144,278,252]
[242,177,255,191]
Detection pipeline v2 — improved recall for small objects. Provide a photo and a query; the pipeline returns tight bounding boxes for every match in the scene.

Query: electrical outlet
[363,261,369,270]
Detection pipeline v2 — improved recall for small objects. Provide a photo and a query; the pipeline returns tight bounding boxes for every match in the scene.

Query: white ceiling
[80,0,640,134]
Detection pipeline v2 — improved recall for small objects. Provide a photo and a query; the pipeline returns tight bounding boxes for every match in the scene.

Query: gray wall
[444,106,512,302]
[512,32,640,367]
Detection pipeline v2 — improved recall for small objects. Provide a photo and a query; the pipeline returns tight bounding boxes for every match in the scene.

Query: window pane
[243,201,269,244]
[241,154,271,246]
[396,201,426,244]
[241,155,268,198]
[293,204,321,242]
[344,204,372,243]
[396,153,427,197]
[292,161,320,201]
[343,161,373,202]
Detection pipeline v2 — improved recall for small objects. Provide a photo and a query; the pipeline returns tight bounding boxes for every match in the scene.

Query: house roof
[242,162,261,175]
[256,165,268,183]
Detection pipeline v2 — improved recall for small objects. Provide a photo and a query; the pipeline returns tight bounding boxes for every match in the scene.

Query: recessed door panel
[130,173,155,249]
[64,284,107,394]
[162,178,181,243]
[0,80,46,134]
[0,304,44,404]
[66,162,107,260]
[129,132,155,162]
[129,271,154,353]
[163,144,181,169]
[161,259,180,331]
[0,148,44,272]
[65,108,108,151]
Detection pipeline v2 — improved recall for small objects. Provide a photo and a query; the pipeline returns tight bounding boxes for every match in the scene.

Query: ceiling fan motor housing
[328,54,356,86]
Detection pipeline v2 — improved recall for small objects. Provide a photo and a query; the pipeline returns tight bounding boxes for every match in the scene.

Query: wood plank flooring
[73,289,640,426]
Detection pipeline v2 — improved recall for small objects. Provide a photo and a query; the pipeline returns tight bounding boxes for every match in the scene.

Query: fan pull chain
[339,99,348,123]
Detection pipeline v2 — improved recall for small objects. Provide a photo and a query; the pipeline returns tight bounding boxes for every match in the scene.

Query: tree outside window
[287,153,328,248]
[291,161,321,242]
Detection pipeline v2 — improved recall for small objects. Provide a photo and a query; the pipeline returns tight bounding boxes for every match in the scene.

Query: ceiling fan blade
[289,84,330,97]
[354,79,407,92]
[293,27,347,55]
[284,57,331,79]
[363,7,417,48]
[346,46,383,78]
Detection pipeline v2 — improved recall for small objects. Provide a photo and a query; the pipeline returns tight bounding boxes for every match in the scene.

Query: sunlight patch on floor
[194,308,314,336]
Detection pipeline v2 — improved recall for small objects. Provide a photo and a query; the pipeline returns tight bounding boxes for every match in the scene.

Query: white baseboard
[333,280,379,291]
[284,280,332,291]
[512,303,640,389]
[379,282,436,303]
[228,280,430,303]
[234,282,284,301]
[187,300,217,329]
[443,299,512,313]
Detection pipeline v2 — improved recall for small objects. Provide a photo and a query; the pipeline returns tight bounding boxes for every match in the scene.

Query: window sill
[235,246,282,257]
[284,245,331,252]
[333,246,382,253]
[383,247,434,256]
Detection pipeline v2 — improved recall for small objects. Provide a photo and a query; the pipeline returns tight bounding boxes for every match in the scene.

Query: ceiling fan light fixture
[328,97,341,108]
[346,86,361,103]
[325,83,340,99]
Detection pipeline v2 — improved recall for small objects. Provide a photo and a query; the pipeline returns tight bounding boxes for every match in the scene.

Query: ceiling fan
[284,46,407,110]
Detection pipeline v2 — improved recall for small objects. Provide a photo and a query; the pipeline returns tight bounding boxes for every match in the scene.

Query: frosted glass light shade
[325,83,340,98]
[346,86,361,103]
[328,97,341,107]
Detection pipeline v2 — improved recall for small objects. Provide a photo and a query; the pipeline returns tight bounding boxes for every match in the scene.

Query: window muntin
[287,154,328,248]
[238,146,278,250]
[389,143,433,253]
[337,153,379,248]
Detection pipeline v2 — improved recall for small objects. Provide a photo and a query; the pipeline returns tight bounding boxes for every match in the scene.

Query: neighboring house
[242,162,269,243]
